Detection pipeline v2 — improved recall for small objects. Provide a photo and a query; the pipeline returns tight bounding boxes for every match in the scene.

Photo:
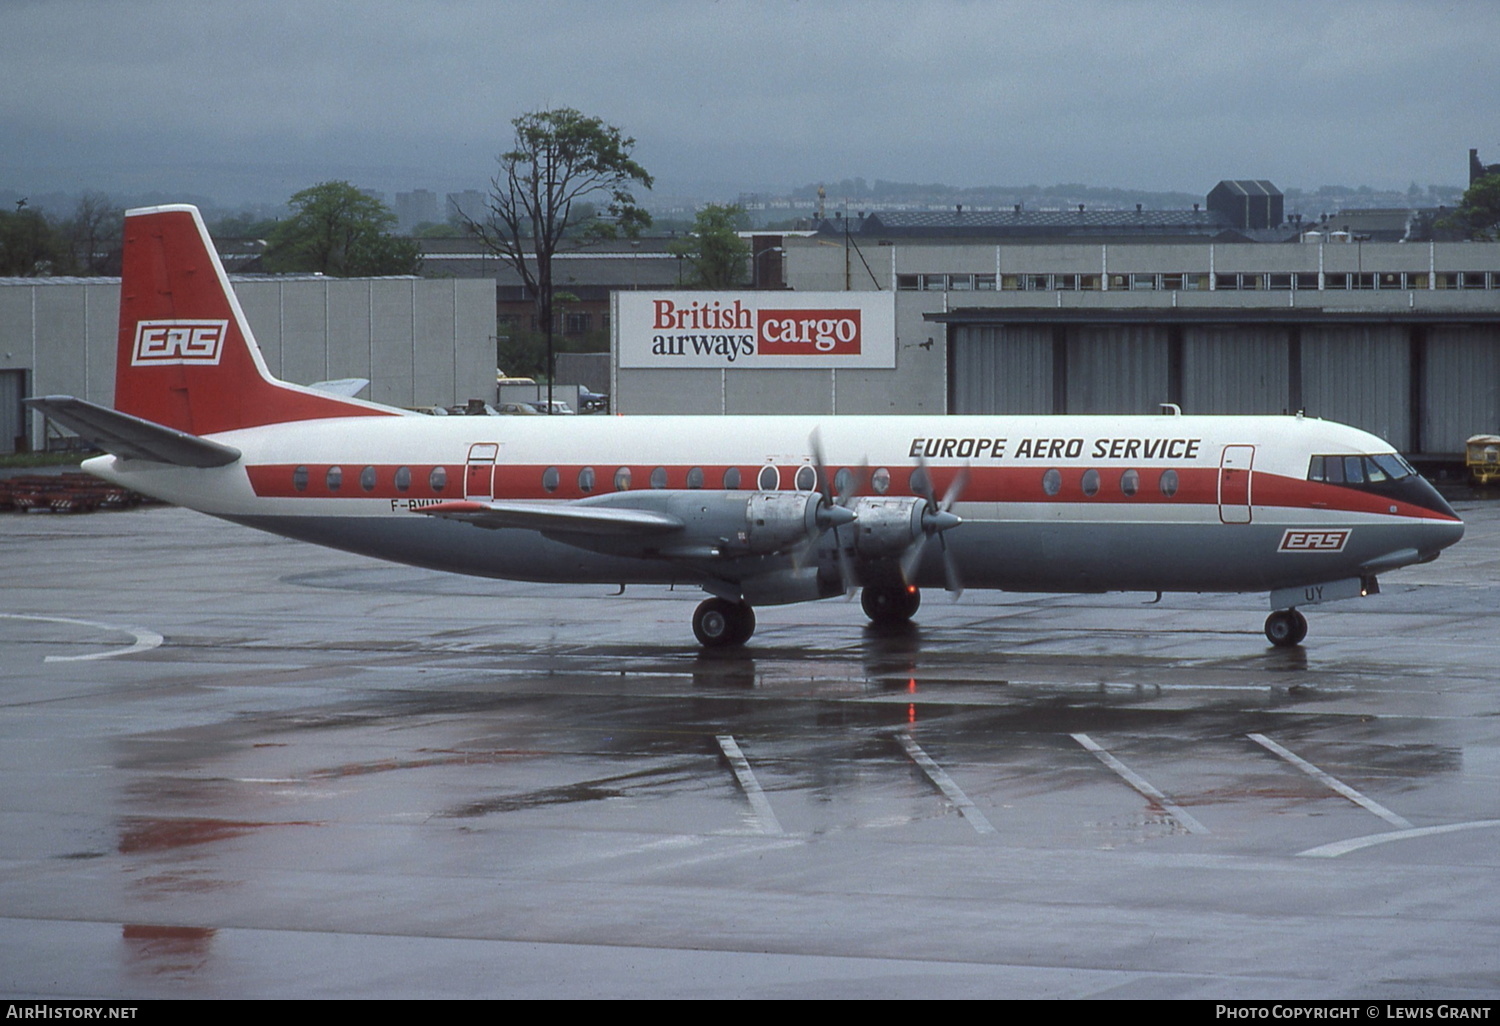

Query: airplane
[26,205,1465,649]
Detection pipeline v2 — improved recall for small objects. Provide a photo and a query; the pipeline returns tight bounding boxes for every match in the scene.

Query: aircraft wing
[415,499,684,537]
[23,396,242,468]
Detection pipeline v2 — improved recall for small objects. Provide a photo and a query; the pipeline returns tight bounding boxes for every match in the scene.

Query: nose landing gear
[1265,608,1309,647]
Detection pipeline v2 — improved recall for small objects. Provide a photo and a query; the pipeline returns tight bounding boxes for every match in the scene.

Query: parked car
[446,400,502,416]
[495,402,544,416]
[527,400,576,415]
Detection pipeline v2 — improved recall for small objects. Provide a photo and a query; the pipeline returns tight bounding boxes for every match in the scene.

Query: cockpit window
[1309,454,1415,484]
[1372,453,1415,479]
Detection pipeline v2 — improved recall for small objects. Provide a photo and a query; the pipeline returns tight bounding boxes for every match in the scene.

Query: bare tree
[464,108,652,409]
[67,192,123,275]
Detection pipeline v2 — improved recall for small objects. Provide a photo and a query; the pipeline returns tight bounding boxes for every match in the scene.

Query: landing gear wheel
[693,598,756,647]
[1265,608,1308,648]
[861,585,921,626]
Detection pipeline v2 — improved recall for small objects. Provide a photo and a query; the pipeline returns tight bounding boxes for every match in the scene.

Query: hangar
[0,274,494,453]
[611,227,1500,459]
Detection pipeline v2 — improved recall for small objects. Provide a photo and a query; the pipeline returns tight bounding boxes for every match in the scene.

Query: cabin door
[1218,445,1254,524]
[465,443,500,501]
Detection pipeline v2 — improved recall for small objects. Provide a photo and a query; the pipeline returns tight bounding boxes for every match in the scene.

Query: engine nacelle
[848,496,927,559]
[545,490,843,560]
[743,491,826,555]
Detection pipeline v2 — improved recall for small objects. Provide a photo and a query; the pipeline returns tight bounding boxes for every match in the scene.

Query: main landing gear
[1264,608,1309,648]
[861,584,921,626]
[693,597,757,647]
[692,587,925,647]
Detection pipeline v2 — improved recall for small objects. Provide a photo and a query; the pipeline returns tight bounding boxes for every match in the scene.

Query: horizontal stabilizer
[415,499,683,536]
[307,378,371,398]
[23,396,242,468]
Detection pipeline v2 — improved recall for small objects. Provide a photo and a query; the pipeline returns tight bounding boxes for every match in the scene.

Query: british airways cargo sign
[615,292,896,369]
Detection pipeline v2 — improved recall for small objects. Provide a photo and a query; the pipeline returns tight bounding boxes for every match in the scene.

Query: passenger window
[1042,469,1062,496]
[394,466,411,492]
[909,466,931,495]
[326,466,343,492]
[614,467,632,491]
[578,467,595,493]
[429,466,447,492]
[795,465,817,492]
[1159,469,1179,497]
[872,468,891,495]
[293,466,309,492]
[1120,469,1139,496]
[757,465,779,490]
[1081,469,1100,497]
[834,467,854,496]
[542,467,560,493]
[722,467,741,490]
[686,467,705,489]
[360,466,377,492]
[650,467,668,489]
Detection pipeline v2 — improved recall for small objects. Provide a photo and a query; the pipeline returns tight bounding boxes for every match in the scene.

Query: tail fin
[115,204,398,435]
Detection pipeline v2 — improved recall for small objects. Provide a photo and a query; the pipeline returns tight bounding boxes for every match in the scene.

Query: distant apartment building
[394,189,440,232]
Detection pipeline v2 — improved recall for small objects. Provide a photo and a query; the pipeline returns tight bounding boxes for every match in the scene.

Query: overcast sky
[3,0,1497,207]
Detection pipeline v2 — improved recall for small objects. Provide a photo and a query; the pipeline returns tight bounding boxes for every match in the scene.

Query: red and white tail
[115,204,398,436]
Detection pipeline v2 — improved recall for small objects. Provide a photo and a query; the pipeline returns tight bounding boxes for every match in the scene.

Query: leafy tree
[210,212,282,240]
[463,108,652,408]
[264,182,420,276]
[670,204,750,288]
[1437,174,1500,241]
[0,203,72,276]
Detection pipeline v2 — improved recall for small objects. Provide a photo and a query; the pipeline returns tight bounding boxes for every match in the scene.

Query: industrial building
[0,274,493,453]
[609,216,1500,459]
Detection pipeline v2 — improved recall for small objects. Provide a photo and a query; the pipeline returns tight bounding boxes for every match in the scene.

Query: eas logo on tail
[132,320,228,365]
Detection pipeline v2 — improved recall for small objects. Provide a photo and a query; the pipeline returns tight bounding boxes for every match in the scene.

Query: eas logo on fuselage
[132,320,228,365]
[1279,529,1350,552]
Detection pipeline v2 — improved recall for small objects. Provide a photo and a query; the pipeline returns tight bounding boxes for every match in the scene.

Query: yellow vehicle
[1468,434,1500,486]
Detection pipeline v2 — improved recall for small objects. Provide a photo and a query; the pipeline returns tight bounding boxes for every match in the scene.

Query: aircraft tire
[862,585,921,625]
[694,598,755,647]
[1265,609,1308,648]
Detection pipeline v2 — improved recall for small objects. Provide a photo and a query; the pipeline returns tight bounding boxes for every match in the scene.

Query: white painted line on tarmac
[1071,732,1209,835]
[0,613,164,662]
[715,735,783,836]
[896,735,995,835]
[1298,819,1500,858]
[1247,732,1414,830]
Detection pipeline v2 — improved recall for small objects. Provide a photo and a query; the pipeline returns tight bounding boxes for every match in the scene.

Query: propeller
[809,427,864,594]
[899,456,969,598]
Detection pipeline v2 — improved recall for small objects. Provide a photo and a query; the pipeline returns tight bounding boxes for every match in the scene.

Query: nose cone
[1435,517,1466,553]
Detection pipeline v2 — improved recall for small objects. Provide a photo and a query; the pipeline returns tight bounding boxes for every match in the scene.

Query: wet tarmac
[2,499,1499,998]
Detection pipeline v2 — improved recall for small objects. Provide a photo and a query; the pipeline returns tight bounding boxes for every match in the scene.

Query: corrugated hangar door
[1422,326,1500,455]
[1300,325,1411,451]
[1182,326,1290,416]
[1065,325,1169,415]
[0,370,25,454]
[950,325,1053,414]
